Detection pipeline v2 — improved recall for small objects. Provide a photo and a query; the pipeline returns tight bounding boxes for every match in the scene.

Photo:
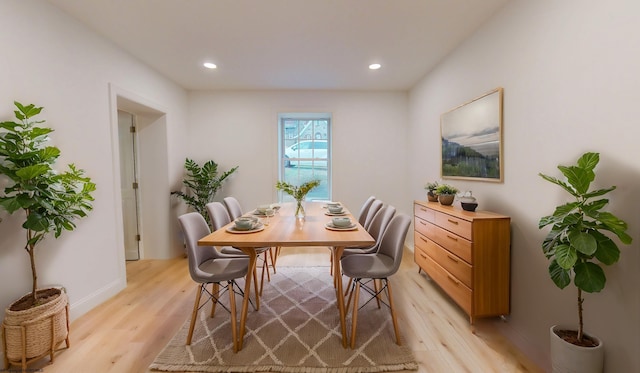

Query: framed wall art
[441,87,504,182]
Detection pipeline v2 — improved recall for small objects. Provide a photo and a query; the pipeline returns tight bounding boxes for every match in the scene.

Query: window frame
[278,113,332,202]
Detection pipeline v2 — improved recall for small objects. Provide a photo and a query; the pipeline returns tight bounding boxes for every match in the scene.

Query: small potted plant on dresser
[434,183,458,206]
[538,152,632,373]
[0,102,96,370]
[424,181,439,202]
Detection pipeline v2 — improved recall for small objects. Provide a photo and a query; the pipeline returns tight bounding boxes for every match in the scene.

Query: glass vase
[295,199,305,220]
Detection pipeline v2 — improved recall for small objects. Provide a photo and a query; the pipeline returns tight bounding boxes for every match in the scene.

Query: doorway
[118,110,141,261]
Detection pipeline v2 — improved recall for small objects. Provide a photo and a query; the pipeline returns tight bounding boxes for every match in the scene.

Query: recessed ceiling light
[369,63,381,70]
[203,62,217,69]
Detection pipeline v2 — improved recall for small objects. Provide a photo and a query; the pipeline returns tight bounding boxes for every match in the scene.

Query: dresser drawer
[414,204,435,223]
[421,238,472,288]
[434,211,472,240]
[421,221,472,264]
[421,254,472,315]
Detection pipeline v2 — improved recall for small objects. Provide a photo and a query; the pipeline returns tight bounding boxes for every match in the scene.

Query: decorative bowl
[461,202,478,212]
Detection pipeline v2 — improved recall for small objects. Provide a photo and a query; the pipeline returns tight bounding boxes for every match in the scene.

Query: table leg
[237,247,258,351]
[332,246,348,348]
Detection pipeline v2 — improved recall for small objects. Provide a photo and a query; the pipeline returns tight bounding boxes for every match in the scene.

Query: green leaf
[539,173,579,197]
[576,152,599,172]
[582,187,615,199]
[558,165,593,194]
[568,230,597,256]
[574,262,605,293]
[0,197,23,214]
[15,164,51,180]
[555,244,577,269]
[24,211,50,232]
[591,231,620,265]
[549,260,571,289]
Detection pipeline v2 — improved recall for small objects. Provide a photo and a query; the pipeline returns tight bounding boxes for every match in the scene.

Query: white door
[118,111,141,260]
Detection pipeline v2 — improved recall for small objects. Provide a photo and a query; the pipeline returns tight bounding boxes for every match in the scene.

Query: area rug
[150,266,418,372]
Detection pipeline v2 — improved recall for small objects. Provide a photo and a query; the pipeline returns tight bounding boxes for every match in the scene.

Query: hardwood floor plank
[26,247,543,373]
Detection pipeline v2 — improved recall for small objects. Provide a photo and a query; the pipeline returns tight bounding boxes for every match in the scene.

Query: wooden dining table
[197,201,375,351]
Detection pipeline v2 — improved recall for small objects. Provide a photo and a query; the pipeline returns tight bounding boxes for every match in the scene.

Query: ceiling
[46,0,510,91]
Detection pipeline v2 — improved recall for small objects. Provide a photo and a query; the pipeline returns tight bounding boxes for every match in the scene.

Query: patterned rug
[150,266,418,372]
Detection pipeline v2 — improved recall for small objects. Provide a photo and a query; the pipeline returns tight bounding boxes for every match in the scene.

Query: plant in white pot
[0,102,96,370]
[539,152,632,373]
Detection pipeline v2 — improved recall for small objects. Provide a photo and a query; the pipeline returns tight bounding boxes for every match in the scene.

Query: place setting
[226,216,265,234]
[325,216,358,231]
[324,202,348,216]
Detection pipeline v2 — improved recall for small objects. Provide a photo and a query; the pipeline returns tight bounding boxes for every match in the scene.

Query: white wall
[0,0,188,342]
[185,91,409,217]
[408,1,640,371]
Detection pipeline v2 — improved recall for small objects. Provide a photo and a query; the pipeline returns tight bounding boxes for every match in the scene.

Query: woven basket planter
[2,288,69,370]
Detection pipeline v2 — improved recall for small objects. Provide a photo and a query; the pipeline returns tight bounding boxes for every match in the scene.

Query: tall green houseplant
[539,152,632,344]
[0,102,96,308]
[171,158,238,226]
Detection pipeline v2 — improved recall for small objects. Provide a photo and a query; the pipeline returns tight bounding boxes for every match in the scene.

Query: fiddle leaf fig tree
[539,152,632,344]
[171,158,238,227]
[0,102,96,308]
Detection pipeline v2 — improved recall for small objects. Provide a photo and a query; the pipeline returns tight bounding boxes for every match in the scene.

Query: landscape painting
[440,87,504,182]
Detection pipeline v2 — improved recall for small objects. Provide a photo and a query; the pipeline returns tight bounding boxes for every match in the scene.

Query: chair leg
[187,284,203,345]
[228,281,238,352]
[386,279,402,346]
[269,247,277,274]
[374,279,382,309]
[211,282,220,317]
[349,280,361,349]
[253,267,260,309]
[344,278,353,297]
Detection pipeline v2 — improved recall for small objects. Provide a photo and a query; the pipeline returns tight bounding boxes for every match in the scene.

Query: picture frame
[441,87,504,182]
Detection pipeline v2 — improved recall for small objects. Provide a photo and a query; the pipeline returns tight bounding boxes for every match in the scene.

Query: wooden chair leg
[211,283,219,317]
[349,280,361,349]
[187,284,203,345]
[228,281,238,352]
[374,279,382,309]
[253,267,260,309]
[269,248,277,274]
[344,278,353,297]
[386,279,401,346]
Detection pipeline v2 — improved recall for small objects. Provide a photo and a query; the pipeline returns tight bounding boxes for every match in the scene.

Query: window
[278,113,331,202]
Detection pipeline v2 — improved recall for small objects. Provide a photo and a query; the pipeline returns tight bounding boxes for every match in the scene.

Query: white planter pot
[550,325,604,373]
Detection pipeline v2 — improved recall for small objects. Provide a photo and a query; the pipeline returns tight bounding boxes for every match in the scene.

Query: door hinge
[136,234,141,241]
[132,182,139,189]
[130,125,136,133]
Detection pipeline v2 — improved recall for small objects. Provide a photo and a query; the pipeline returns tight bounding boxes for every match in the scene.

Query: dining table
[197,201,375,351]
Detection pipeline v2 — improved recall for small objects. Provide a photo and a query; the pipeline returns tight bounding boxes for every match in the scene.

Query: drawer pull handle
[420,236,429,243]
[447,219,459,225]
[447,255,459,263]
[447,275,460,286]
[420,253,427,259]
[419,220,426,226]
[446,235,458,242]
[420,207,427,212]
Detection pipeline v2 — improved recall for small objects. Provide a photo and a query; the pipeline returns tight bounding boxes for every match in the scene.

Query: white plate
[324,211,347,216]
[226,223,265,234]
[324,222,357,231]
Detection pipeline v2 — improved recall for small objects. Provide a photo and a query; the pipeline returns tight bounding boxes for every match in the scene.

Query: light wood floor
[28,247,544,373]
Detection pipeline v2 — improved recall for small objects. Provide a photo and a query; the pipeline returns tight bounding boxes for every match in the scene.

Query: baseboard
[68,277,126,321]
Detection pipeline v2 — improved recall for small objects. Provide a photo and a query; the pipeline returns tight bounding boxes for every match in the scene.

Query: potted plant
[424,181,439,202]
[275,179,320,219]
[171,158,238,227]
[538,152,632,373]
[0,102,96,369]
[435,183,458,206]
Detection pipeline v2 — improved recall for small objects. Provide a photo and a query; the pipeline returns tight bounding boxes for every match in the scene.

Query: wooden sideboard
[413,200,511,323]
